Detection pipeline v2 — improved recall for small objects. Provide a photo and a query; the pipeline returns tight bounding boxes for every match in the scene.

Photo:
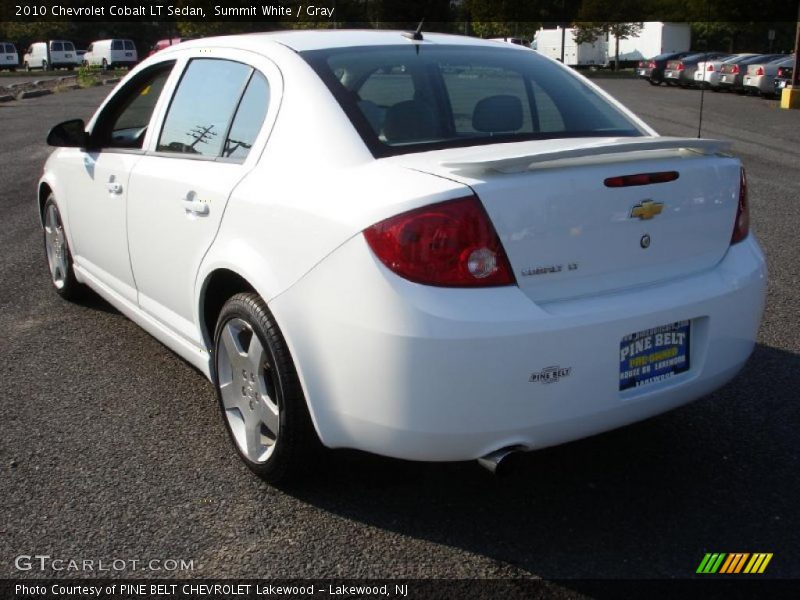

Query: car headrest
[382,100,438,144]
[472,95,523,133]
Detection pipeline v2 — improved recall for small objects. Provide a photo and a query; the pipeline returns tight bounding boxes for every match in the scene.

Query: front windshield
[301,45,644,157]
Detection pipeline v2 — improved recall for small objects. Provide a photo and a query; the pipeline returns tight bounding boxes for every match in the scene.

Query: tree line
[0,0,795,59]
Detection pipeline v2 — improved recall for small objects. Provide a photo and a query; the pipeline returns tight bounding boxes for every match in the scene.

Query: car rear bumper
[271,235,766,462]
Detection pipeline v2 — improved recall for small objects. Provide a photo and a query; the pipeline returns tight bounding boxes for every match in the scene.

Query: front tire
[213,292,319,482]
[42,195,83,301]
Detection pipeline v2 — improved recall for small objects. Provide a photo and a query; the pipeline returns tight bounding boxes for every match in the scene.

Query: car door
[63,60,176,302]
[126,54,276,346]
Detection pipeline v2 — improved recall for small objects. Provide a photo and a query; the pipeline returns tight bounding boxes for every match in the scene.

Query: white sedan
[40,31,766,481]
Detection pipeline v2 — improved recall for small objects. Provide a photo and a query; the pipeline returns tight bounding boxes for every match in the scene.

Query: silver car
[743,55,794,97]
[694,54,756,89]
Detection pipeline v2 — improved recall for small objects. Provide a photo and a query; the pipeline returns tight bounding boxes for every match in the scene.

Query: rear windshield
[4,44,15,53]
[302,45,643,157]
[124,40,135,50]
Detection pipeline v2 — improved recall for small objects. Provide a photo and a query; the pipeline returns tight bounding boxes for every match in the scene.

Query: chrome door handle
[182,198,209,215]
[107,182,123,195]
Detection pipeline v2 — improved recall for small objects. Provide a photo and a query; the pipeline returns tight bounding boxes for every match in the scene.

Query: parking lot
[1,79,798,582]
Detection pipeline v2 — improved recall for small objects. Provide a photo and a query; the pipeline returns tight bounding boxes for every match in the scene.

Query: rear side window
[112,40,124,51]
[223,71,269,161]
[157,59,252,157]
[303,45,642,157]
[51,42,63,52]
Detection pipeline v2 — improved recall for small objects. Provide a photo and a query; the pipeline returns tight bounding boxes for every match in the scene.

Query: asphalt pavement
[1,81,798,583]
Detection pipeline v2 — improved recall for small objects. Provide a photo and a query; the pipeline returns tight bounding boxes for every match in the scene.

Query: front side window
[93,62,174,149]
[157,59,252,157]
[302,45,643,157]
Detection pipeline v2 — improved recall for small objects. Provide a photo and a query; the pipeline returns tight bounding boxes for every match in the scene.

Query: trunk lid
[389,137,741,303]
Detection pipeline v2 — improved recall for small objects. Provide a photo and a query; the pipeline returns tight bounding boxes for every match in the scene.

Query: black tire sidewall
[42,195,82,300]
[212,293,315,482]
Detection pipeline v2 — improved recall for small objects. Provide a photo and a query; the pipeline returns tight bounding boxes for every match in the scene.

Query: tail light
[363,196,515,287]
[648,61,656,68]
[707,64,715,71]
[731,65,740,74]
[677,62,685,71]
[638,60,644,67]
[755,66,764,76]
[777,67,786,77]
[731,168,749,244]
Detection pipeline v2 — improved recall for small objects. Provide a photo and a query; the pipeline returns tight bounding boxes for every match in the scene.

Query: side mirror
[47,119,89,148]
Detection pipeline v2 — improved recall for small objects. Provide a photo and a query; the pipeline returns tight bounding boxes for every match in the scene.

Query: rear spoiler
[441,137,733,174]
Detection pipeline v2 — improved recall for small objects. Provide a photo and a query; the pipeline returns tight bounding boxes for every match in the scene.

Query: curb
[17,89,52,99]
[102,77,121,85]
[0,94,14,103]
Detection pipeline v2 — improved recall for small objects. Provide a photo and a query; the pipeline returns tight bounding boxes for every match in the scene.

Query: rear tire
[213,292,320,482]
[42,195,83,301]
[101,58,108,71]
[41,59,47,71]
[24,61,30,72]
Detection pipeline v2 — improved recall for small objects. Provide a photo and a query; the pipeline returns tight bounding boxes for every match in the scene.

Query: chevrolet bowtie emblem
[630,200,664,220]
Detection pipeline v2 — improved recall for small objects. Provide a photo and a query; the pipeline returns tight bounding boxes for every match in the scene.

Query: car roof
[178,30,529,53]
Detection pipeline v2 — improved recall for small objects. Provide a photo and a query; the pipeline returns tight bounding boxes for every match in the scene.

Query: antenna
[697,49,707,138]
[697,0,710,138]
[402,19,424,42]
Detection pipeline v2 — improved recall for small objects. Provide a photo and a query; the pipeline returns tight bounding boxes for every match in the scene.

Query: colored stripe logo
[696,553,773,574]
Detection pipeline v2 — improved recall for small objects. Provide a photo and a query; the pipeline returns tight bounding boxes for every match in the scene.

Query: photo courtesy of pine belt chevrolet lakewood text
[39,30,766,481]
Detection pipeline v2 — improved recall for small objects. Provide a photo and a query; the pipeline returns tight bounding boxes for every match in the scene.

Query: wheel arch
[38,181,53,225]
[199,268,256,352]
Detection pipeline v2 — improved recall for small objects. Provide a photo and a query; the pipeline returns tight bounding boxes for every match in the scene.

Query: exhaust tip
[477,446,527,476]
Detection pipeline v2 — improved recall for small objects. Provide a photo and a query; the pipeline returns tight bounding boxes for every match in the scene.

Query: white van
[83,39,137,69]
[23,40,80,71]
[1,42,19,71]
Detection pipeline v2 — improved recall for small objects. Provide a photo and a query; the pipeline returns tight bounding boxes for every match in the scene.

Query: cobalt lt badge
[640,233,651,249]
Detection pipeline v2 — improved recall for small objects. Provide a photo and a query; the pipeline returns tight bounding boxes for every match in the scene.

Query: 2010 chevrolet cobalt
[40,31,766,481]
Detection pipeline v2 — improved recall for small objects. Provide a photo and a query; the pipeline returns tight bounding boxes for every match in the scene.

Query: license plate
[721,75,730,82]
[619,321,690,391]
[778,80,787,88]
[665,71,675,78]
[125,52,132,56]
[65,53,72,57]
[638,69,646,75]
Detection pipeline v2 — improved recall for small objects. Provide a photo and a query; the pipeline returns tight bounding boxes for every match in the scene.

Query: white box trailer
[608,22,691,62]
[533,27,607,67]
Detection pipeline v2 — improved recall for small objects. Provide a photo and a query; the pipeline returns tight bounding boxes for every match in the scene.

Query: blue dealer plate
[619,320,690,391]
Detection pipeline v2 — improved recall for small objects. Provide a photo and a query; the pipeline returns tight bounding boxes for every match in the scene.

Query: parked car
[636,51,694,85]
[693,54,757,89]
[743,55,793,97]
[663,52,731,87]
[40,31,766,481]
[83,39,138,69]
[23,40,81,70]
[148,37,185,56]
[774,65,794,95]
[1,41,19,71]
[717,54,785,92]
